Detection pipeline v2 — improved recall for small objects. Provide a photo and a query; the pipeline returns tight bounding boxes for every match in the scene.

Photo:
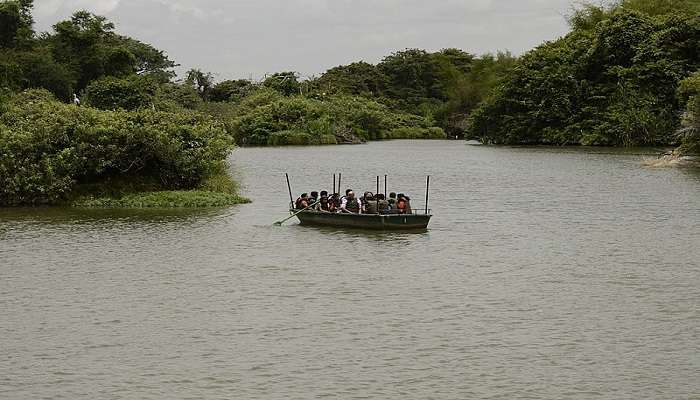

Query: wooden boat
[293,210,432,230]
[283,173,433,230]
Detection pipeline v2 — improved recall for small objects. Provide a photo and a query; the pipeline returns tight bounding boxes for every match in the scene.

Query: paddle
[274,201,319,226]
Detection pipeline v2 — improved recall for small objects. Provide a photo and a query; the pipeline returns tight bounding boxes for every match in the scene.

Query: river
[1,140,699,399]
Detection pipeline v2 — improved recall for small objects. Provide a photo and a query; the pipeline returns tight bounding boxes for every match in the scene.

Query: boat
[293,209,432,230]
[282,173,433,230]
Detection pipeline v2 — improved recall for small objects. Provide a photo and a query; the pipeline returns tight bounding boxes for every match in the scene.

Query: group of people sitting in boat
[295,189,412,214]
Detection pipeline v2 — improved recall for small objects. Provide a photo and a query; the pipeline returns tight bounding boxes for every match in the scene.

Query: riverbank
[643,153,700,168]
[67,172,250,209]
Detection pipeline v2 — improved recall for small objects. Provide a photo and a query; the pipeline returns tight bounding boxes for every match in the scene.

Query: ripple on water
[1,141,700,399]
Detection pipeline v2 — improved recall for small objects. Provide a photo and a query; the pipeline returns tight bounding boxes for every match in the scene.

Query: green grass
[70,170,251,208]
[73,190,250,208]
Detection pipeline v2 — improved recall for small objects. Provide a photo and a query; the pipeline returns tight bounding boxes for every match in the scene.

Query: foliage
[468,6,700,146]
[227,93,437,145]
[263,72,301,96]
[209,79,255,102]
[0,0,33,48]
[677,71,700,154]
[154,82,202,110]
[73,190,249,208]
[83,75,159,110]
[0,91,234,205]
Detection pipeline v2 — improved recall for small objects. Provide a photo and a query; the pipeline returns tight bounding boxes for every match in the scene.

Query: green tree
[263,72,301,96]
[83,75,159,110]
[185,68,214,100]
[317,62,386,96]
[0,0,33,48]
[209,79,254,102]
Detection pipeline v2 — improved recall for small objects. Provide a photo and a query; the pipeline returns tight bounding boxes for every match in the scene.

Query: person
[316,194,332,211]
[309,191,319,205]
[388,192,397,209]
[295,193,309,210]
[72,94,81,106]
[376,193,390,214]
[329,193,341,212]
[396,193,412,214]
[364,193,378,214]
[362,192,373,213]
[341,190,361,213]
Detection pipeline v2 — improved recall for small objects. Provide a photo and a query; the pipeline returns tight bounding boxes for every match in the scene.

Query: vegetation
[0,89,240,206]
[468,0,700,148]
[2,0,698,208]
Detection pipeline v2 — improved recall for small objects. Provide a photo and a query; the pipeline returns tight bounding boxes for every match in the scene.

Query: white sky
[32,0,576,81]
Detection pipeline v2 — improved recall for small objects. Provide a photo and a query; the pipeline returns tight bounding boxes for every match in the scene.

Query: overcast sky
[33,0,575,81]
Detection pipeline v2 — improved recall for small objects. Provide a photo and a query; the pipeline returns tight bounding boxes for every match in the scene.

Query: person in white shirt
[340,190,362,213]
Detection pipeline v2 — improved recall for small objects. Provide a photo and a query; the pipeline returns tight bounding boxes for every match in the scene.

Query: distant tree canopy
[0,3,175,101]
[468,2,700,146]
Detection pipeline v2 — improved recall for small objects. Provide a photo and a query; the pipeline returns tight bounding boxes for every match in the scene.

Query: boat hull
[294,210,432,230]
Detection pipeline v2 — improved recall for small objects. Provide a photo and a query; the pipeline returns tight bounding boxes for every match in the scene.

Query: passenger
[362,192,373,212]
[388,192,397,209]
[376,193,390,214]
[396,193,412,214]
[341,190,362,214]
[309,191,319,205]
[317,194,332,211]
[330,193,341,212]
[295,193,309,210]
[364,193,378,214]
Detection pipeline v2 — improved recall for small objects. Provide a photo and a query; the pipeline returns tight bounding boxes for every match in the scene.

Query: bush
[83,75,158,110]
[267,130,313,146]
[0,93,234,206]
[387,126,447,139]
[228,93,430,146]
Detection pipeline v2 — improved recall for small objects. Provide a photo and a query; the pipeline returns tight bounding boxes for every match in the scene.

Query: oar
[274,201,319,226]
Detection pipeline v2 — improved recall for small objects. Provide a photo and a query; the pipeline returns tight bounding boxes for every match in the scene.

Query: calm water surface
[1,141,699,399]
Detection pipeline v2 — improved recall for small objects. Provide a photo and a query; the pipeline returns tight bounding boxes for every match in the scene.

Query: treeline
[468,0,700,151]
[0,1,239,206]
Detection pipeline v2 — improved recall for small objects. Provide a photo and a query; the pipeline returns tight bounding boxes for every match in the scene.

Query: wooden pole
[384,175,387,198]
[425,175,430,214]
[333,173,336,194]
[286,173,294,209]
[338,173,342,195]
[376,176,380,213]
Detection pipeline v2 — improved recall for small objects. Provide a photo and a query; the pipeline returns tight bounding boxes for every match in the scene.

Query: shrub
[267,130,313,146]
[83,75,158,110]
[387,126,446,139]
[0,93,234,206]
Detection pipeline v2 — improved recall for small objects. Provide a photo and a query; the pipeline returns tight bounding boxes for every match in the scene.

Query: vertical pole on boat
[286,173,294,209]
[376,176,380,213]
[425,175,430,214]
[338,173,342,194]
[333,173,336,194]
[384,175,387,197]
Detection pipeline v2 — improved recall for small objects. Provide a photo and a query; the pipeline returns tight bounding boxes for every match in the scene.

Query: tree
[263,72,301,96]
[317,62,386,96]
[209,79,254,102]
[185,68,214,100]
[83,75,158,110]
[0,0,33,48]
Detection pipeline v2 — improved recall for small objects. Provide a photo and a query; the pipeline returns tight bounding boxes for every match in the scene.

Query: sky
[32,0,576,81]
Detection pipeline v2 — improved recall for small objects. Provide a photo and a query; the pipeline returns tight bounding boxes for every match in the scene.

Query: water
[1,140,699,399]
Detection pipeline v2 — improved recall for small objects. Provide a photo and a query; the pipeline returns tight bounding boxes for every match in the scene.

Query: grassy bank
[69,172,250,208]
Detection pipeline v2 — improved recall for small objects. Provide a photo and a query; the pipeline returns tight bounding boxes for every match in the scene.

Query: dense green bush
[387,126,447,139]
[468,6,700,146]
[83,75,158,110]
[227,93,439,145]
[678,71,700,154]
[0,90,234,205]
